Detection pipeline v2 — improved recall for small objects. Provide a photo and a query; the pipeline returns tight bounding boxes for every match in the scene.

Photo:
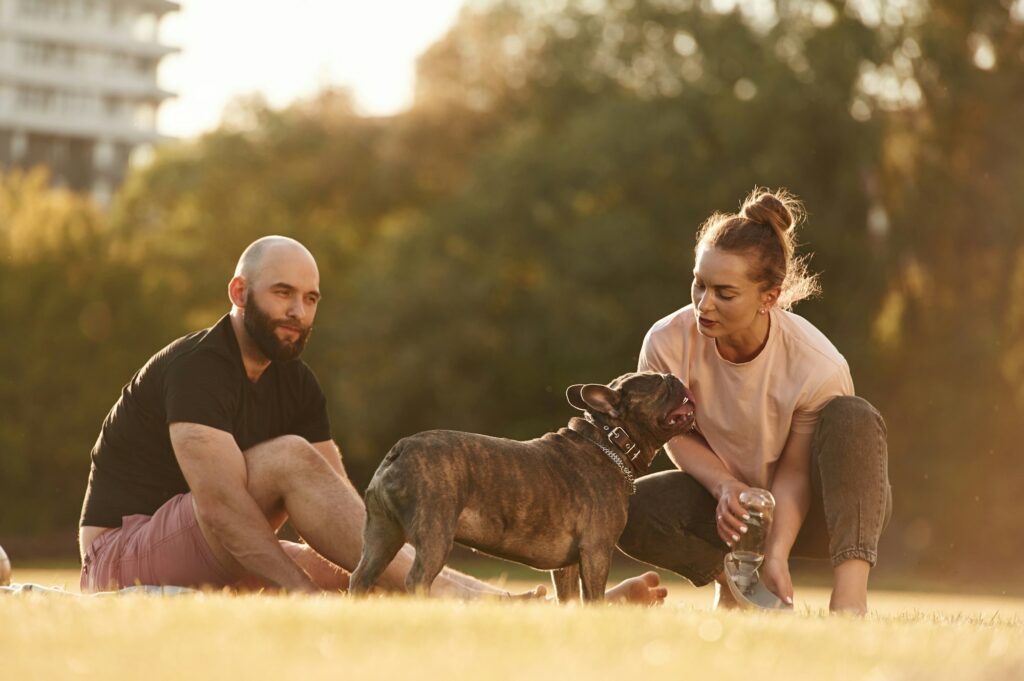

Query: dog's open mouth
[664,399,696,431]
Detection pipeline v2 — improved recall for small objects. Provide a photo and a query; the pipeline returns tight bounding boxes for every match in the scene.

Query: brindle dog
[349,372,696,602]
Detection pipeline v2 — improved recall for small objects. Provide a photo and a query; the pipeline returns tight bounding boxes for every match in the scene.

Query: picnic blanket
[0,583,197,596]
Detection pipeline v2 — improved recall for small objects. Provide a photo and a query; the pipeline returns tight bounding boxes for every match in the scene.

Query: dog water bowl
[723,552,792,611]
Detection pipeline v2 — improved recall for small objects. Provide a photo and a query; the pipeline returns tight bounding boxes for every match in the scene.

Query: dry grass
[2,569,1021,681]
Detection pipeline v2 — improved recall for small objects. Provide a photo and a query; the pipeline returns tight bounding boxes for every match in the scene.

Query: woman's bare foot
[605,571,668,606]
[830,558,869,615]
[829,591,867,615]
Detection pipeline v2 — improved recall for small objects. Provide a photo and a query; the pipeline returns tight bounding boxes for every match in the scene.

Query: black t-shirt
[79,314,332,528]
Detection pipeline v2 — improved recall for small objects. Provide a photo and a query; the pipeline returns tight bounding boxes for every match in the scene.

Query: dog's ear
[566,384,588,411]
[578,384,621,418]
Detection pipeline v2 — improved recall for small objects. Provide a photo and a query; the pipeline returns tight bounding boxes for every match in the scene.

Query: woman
[618,188,891,614]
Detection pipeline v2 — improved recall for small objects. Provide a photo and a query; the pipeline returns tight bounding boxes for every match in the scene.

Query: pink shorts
[80,493,302,593]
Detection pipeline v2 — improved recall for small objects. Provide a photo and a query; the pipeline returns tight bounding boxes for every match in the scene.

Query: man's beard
[243,294,312,362]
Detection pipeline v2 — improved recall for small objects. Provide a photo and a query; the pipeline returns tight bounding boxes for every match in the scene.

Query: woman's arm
[666,433,751,546]
[761,429,814,603]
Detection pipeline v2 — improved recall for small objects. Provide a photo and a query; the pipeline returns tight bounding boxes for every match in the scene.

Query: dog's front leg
[578,546,613,602]
[551,565,581,603]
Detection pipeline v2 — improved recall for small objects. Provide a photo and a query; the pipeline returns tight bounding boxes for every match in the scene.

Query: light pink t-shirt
[638,304,854,489]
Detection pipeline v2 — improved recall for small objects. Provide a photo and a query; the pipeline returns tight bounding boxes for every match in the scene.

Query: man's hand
[714,479,752,548]
[760,555,794,606]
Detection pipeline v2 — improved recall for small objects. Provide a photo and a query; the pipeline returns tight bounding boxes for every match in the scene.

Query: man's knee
[269,433,315,453]
[248,435,332,481]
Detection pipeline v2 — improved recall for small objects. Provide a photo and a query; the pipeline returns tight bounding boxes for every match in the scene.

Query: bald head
[229,236,321,362]
[235,236,318,287]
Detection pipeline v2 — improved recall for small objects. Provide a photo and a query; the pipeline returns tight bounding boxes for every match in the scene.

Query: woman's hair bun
[739,188,803,235]
[694,186,818,309]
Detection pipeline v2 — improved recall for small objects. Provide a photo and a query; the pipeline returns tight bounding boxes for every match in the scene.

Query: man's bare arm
[169,422,316,591]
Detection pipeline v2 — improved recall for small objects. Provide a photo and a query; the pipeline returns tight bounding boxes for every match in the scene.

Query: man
[78,236,666,601]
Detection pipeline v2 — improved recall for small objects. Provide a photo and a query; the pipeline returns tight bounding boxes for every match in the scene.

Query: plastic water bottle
[729,488,775,594]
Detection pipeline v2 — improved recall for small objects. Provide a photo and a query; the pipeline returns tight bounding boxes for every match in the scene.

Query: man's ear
[228,275,247,308]
[571,384,621,418]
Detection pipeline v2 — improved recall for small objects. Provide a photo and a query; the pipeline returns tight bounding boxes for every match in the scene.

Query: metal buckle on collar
[607,427,639,461]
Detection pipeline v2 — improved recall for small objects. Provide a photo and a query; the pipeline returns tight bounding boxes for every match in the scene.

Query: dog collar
[582,416,643,469]
[591,438,637,495]
[570,418,640,494]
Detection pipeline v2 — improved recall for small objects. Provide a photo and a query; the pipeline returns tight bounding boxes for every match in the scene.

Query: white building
[0,0,178,204]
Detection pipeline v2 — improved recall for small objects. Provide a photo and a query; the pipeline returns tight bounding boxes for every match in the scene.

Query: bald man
[77,237,666,602]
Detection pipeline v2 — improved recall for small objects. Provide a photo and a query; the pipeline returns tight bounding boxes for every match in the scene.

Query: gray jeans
[617,396,892,586]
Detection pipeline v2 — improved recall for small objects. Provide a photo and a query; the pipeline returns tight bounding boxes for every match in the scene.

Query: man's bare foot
[605,571,668,606]
[713,575,740,610]
[502,585,548,601]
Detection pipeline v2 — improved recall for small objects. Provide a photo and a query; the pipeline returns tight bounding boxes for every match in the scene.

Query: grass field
[2,568,1022,681]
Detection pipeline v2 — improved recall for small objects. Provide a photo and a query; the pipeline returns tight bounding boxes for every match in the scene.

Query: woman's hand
[760,555,794,606]
[714,479,751,548]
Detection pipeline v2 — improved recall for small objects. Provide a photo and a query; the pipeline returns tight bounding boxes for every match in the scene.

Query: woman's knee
[818,396,886,439]
[815,397,889,473]
[627,471,713,530]
[814,397,887,471]
[619,471,722,572]
[814,397,893,564]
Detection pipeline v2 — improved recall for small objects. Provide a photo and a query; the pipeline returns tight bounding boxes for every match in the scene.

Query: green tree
[0,170,179,542]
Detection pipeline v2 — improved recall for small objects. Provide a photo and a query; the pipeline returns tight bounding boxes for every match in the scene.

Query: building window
[18,40,77,68]
[17,0,51,19]
[19,40,51,64]
[60,91,97,115]
[17,0,81,20]
[136,57,155,77]
[93,140,113,169]
[133,14,158,42]
[134,102,156,130]
[16,86,54,111]
[104,96,122,117]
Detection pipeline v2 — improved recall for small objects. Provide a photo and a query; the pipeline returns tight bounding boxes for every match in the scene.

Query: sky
[157,0,468,139]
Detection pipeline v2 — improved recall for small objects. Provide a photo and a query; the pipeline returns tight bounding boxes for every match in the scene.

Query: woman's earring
[759,307,766,314]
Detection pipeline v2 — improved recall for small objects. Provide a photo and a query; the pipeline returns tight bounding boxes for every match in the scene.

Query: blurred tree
[868,0,1024,577]
[0,170,180,541]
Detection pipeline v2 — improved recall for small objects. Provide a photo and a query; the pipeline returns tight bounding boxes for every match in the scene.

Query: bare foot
[605,571,668,606]
[829,592,867,616]
[830,559,869,615]
[502,585,548,601]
